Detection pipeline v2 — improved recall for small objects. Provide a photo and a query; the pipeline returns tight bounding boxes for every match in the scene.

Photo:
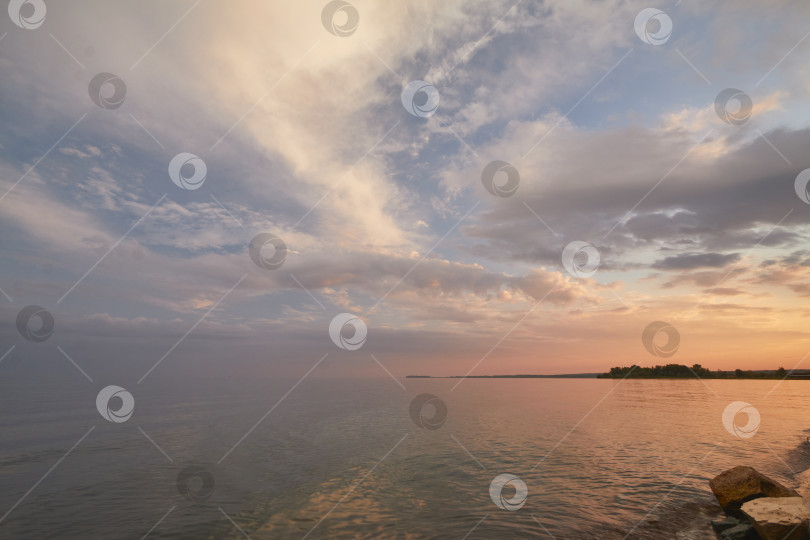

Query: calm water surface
[2,377,809,539]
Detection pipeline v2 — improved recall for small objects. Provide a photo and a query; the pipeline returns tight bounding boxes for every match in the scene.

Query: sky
[2,0,810,380]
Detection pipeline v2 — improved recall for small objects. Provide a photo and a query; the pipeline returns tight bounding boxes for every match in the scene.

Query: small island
[598,363,810,379]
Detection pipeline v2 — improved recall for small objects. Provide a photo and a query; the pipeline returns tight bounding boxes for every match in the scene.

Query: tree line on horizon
[598,364,799,379]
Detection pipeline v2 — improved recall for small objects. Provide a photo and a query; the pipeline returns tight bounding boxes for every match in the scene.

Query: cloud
[455,122,808,276]
[788,283,810,297]
[652,252,741,270]
[703,287,748,296]
[3,0,810,374]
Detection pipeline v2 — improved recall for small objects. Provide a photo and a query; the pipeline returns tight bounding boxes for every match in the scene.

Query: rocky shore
[709,465,809,539]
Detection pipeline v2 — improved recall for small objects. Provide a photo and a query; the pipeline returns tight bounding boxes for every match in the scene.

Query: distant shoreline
[406,374,601,378]
[406,375,810,379]
[407,369,810,380]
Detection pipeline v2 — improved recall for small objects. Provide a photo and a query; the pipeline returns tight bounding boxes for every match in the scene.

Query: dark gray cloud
[781,250,810,266]
[652,252,741,270]
[460,125,810,272]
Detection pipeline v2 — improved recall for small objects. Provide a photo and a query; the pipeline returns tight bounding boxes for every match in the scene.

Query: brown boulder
[741,497,810,540]
[710,466,799,511]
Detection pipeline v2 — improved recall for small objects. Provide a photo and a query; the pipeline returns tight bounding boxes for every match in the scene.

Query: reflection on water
[1,378,809,539]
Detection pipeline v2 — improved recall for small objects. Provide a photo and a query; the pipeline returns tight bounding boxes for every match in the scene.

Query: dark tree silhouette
[598,364,806,379]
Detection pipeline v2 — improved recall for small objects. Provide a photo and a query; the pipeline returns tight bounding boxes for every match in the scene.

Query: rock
[710,466,799,511]
[711,515,741,533]
[740,497,810,540]
[720,523,757,540]
[798,469,810,498]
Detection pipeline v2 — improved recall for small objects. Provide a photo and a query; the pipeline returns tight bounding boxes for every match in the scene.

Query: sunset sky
[3,0,810,379]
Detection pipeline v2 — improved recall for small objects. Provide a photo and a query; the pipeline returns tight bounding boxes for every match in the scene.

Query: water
[2,376,809,539]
